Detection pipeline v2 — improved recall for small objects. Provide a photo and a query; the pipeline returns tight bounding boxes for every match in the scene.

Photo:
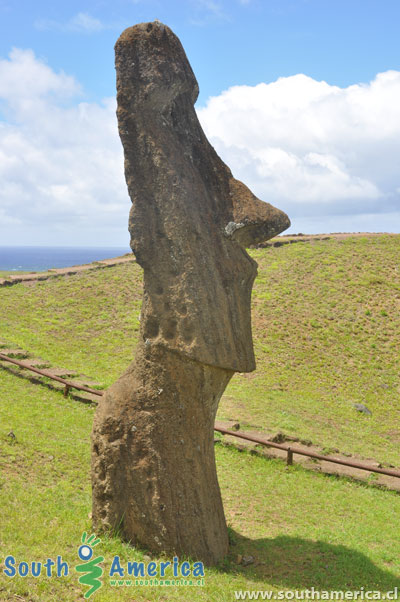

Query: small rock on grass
[353,403,372,415]
[241,555,255,567]
[236,554,255,566]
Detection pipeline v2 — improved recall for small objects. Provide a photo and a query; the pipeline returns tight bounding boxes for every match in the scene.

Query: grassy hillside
[1,234,399,464]
[1,234,400,600]
[235,234,400,465]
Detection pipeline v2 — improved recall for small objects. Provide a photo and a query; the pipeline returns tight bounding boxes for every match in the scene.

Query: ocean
[0,246,132,272]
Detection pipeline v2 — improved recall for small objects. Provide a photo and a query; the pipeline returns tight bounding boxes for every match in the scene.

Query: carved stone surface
[92,20,290,565]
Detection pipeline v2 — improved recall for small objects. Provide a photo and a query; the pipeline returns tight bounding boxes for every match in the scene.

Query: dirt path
[256,231,398,248]
[0,254,136,287]
[215,421,400,492]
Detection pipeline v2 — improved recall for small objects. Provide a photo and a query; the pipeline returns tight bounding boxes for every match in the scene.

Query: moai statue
[91,21,290,565]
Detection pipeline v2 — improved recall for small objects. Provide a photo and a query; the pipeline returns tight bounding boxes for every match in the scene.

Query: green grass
[0,368,399,601]
[1,234,400,599]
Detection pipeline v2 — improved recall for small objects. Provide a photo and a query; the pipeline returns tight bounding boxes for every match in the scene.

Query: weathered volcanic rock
[92,20,290,565]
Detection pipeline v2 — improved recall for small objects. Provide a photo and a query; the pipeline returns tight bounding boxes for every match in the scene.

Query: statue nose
[227,178,290,247]
[225,209,291,247]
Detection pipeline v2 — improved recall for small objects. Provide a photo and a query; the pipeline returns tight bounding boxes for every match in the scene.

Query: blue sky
[0,0,399,246]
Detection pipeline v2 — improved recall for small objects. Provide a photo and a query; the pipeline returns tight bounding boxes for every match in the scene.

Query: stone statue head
[115,21,290,372]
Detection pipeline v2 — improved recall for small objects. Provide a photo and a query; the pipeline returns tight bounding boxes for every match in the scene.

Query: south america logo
[75,532,104,598]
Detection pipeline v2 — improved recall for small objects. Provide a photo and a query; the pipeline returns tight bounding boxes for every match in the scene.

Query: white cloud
[0,49,129,246]
[189,0,230,24]
[0,48,80,104]
[199,0,224,13]
[197,72,400,231]
[69,12,105,33]
[35,12,106,34]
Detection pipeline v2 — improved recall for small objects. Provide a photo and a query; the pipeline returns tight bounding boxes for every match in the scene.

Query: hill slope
[1,234,399,464]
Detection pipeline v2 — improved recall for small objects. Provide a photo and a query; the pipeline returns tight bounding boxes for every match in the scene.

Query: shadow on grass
[222,532,400,591]
[0,363,99,405]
